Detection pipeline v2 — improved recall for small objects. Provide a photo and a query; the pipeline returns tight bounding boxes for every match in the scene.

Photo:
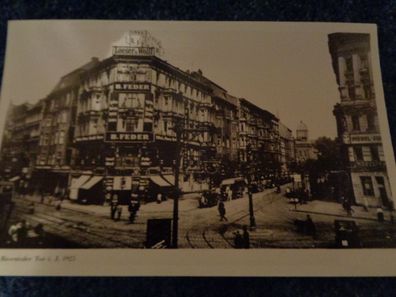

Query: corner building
[1,31,285,204]
[72,32,248,202]
[329,33,393,208]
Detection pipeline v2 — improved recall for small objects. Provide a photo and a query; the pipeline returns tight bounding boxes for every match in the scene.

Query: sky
[1,21,351,139]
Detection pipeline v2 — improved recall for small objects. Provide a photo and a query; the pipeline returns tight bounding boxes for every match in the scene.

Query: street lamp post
[246,144,256,229]
[171,119,183,248]
[171,106,211,248]
[248,188,256,228]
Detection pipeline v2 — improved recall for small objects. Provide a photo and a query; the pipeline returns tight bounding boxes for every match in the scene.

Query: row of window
[346,113,377,132]
[360,175,385,196]
[39,131,65,146]
[350,145,383,162]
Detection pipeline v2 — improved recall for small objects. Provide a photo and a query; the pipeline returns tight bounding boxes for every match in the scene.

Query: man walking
[218,201,227,221]
[242,225,250,249]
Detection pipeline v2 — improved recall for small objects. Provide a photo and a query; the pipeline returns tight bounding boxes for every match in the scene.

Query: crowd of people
[6,219,45,247]
[109,194,142,223]
[233,226,250,249]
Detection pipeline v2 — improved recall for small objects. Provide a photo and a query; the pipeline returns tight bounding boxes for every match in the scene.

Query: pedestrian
[116,205,123,221]
[304,188,310,203]
[128,200,140,223]
[40,188,45,204]
[227,186,232,201]
[156,192,162,204]
[110,194,118,220]
[377,206,384,222]
[345,201,353,216]
[200,194,207,208]
[55,200,62,211]
[242,225,250,249]
[16,220,28,246]
[33,223,45,246]
[8,222,21,245]
[305,215,316,239]
[218,201,227,221]
[233,231,243,248]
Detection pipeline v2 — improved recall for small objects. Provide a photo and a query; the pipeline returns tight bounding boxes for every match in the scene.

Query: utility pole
[171,117,183,248]
[171,106,210,248]
[246,144,256,229]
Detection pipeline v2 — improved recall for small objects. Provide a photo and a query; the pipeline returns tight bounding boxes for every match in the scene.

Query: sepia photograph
[0,21,395,255]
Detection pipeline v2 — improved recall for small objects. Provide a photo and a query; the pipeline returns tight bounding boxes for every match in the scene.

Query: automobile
[199,191,219,208]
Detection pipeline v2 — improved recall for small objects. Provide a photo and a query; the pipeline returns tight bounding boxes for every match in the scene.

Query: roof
[297,121,308,131]
[49,58,100,95]
[239,98,278,121]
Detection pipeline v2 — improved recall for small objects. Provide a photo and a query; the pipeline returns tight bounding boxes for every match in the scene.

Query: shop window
[367,114,375,131]
[354,146,363,161]
[107,122,117,132]
[370,146,380,161]
[143,122,153,132]
[352,115,360,131]
[363,84,371,99]
[348,84,356,100]
[59,131,65,145]
[375,176,385,186]
[346,57,353,72]
[125,119,137,132]
[360,55,369,68]
[360,176,374,196]
[164,121,168,132]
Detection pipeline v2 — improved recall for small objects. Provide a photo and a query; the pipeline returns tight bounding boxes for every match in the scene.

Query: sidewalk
[21,192,201,217]
[292,200,393,223]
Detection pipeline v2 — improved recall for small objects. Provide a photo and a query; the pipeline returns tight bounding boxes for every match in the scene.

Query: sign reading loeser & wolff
[113,46,156,56]
[105,132,154,143]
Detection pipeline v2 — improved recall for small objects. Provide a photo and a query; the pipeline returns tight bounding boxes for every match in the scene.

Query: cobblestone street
[7,186,396,249]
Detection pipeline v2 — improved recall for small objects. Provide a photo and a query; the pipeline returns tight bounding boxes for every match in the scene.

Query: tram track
[12,201,144,248]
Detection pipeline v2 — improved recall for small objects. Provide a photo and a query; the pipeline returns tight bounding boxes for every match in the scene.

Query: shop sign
[113,46,156,56]
[105,132,154,143]
[343,133,382,144]
[114,83,150,91]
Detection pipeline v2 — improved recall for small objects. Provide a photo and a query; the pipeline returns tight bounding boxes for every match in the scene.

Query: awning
[69,175,91,200]
[162,175,175,186]
[80,176,103,190]
[149,176,172,187]
[113,176,132,191]
[9,176,20,182]
[220,177,245,186]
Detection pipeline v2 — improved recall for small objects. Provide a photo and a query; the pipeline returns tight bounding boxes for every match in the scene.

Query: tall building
[35,58,100,194]
[294,121,317,163]
[279,122,295,174]
[329,33,392,208]
[0,30,282,203]
[237,99,281,178]
[0,102,43,182]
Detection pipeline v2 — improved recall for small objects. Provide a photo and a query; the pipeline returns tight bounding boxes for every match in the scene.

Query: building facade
[35,58,100,195]
[294,121,318,163]
[279,122,295,174]
[1,31,284,204]
[0,102,43,192]
[329,33,392,208]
